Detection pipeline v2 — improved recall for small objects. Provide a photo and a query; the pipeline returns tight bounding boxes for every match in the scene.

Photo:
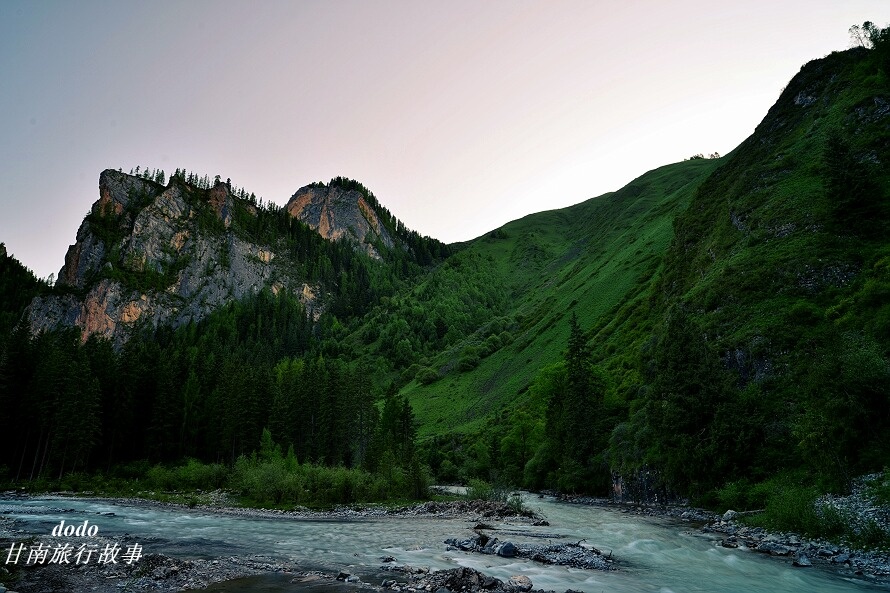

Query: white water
[1,494,886,592]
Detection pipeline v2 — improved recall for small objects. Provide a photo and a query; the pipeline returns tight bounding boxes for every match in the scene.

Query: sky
[0,0,886,280]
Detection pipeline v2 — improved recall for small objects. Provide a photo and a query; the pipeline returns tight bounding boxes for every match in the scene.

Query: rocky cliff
[286,183,396,260]
[27,170,322,346]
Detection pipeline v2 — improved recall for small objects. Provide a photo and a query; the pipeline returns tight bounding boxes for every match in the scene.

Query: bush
[747,483,825,535]
[145,459,229,491]
[717,478,773,511]
[466,479,508,503]
[866,468,890,505]
[416,366,439,385]
[481,334,502,357]
[458,352,480,372]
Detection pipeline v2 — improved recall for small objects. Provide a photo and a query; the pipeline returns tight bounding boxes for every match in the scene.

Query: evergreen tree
[632,307,733,495]
[542,313,608,492]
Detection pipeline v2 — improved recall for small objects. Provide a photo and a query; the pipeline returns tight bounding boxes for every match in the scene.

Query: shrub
[466,479,507,502]
[416,366,439,385]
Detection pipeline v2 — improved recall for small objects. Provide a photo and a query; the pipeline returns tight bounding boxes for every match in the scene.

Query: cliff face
[286,184,395,260]
[27,170,322,346]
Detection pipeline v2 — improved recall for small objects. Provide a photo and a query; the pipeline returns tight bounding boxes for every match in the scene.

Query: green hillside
[369,42,889,501]
[395,158,721,436]
[608,46,890,493]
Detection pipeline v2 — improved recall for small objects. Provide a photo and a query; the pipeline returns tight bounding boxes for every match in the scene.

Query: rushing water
[1,493,887,593]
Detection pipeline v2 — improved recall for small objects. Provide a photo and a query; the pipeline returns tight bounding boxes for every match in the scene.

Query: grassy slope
[399,158,721,437]
[588,47,890,490]
[653,47,890,396]
[401,47,889,452]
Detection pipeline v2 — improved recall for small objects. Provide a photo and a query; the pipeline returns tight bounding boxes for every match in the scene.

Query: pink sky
[1,0,885,279]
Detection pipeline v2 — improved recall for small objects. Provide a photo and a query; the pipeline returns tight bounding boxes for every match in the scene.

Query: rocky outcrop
[444,533,615,571]
[286,184,395,260]
[394,567,541,593]
[27,170,322,346]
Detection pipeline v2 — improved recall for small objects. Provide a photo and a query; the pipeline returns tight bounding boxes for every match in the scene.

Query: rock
[286,183,396,260]
[446,532,612,571]
[755,542,793,556]
[793,554,812,567]
[833,553,850,564]
[723,510,739,521]
[481,537,499,554]
[496,541,518,558]
[473,523,495,530]
[532,519,550,526]
[435,588,449,593]
[480,576,499,589]
[719,538,739,548]
[336,571,350,581]
[507,575,533,592]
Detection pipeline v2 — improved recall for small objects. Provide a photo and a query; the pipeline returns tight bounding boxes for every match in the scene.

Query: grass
[717,472,890,551]
[866,469,890,505]
[397,158,720,438]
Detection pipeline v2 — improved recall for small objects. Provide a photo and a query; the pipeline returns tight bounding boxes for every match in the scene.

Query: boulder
[793,554,812,567]
[755,542,793,556]
[482,537,500,554]
[507,575,533,592]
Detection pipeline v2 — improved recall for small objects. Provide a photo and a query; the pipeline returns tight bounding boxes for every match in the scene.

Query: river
[1,494,886,592]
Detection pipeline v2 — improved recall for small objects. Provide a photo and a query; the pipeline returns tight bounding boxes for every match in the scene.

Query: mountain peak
[286,179,395,260]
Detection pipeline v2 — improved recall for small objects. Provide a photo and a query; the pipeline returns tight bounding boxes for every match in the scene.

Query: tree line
[0,289,425,502]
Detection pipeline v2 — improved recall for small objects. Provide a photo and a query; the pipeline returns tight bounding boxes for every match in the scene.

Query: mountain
[287,176,452,266]
[347,44,889,494]
[23,171,444,346]
[26,171,319,345]
[615,45,890,492]
[1,38,888,506]
[412,46,890,436]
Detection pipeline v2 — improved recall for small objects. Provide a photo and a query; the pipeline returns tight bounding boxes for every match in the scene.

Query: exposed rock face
[286,184,395,259]
[27,170,322,346]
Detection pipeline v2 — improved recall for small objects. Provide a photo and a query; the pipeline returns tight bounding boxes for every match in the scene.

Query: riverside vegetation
[1,21,889,550]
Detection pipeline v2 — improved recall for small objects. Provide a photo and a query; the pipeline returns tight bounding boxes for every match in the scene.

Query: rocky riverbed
[381,565,567,593]
[0,496,566,593]
[704,475,890,583]
[5,488,890,592]
[554,479,890,585]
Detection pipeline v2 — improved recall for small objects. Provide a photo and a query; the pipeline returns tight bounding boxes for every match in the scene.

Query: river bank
[551,485,890,585]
